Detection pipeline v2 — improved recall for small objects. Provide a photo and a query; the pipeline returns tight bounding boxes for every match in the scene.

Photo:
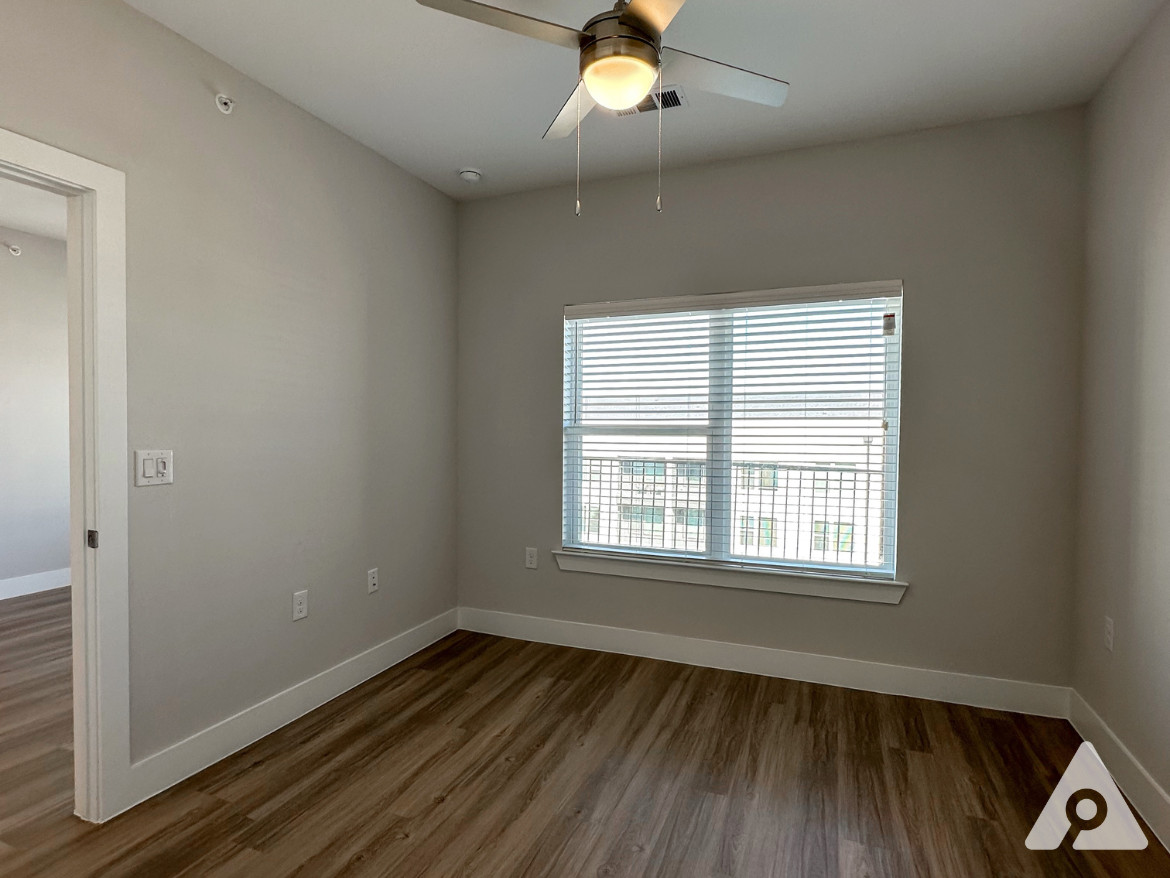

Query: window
[619,505,664,524]
[738,515,756,546]
[814,521,855,553]
[760,517,777,548]
[621,460,665,478]
[563,282,902,579]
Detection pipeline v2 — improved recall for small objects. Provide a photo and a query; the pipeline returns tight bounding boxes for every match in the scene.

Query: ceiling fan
[415,0,789,139]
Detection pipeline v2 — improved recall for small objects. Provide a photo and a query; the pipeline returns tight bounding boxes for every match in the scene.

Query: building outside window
[738,515,756,546]
[619,505,664,524]
[813,521,855,554]
[759,465,779,489]
[585,506,601,536]
[760,517,778,548]
[621,460,665,478]
[562,283,902,579]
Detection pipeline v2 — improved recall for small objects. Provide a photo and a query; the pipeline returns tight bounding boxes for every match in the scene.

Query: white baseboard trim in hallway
[1069,691,1170,851]
[0,568,70,602]
[117,607,459,821]
[457,607,1071,717]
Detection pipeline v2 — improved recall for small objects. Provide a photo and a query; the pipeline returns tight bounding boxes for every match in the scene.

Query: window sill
[552,549,907,605]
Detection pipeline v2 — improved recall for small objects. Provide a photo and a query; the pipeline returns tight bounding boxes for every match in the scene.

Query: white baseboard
[116,607,458,821]
[1069,691,1170,851]
[458,607,1170,853]
[456,607,1071,718]
[0,568,70,601]
[88,600,1168,859]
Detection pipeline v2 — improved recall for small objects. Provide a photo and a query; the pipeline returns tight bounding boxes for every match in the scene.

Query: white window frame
[556,280,908,605]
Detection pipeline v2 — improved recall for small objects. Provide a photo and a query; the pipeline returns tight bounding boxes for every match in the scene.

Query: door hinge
[87,529,99,549]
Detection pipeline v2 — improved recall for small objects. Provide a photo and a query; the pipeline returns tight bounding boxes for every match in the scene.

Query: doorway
[0,179,73,829]
[0,126,128,823]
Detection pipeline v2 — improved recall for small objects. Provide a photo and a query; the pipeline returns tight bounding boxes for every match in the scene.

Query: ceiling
[123,0,1163,200]
[0,177,67,240]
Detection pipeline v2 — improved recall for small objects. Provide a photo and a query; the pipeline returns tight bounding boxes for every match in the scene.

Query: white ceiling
[0,177,67,240]
[124,0,1163,200]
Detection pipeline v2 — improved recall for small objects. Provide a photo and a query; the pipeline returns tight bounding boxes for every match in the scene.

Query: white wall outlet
[525,547,538,570]
[292,589,309,621]
[1104,616,1114,652]
[134,450,174,487]
[368,568,379,594]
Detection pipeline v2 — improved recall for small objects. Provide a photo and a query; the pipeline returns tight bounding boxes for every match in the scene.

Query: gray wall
[1077,1,1170,793]
[0,228,68,581]
[0,0,1107,772]
[0,0,457,760]
[458,109,1085,685]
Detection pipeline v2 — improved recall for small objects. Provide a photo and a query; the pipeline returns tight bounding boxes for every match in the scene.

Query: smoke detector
[457,168,483,184]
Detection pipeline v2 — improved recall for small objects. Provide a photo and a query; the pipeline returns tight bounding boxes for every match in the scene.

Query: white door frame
[0,126,129,823]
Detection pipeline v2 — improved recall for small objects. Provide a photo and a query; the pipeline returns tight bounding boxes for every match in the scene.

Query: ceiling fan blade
[661,47,789,107]
[416,0,583,51]
[625,0,687,34]
[543,81,597,140]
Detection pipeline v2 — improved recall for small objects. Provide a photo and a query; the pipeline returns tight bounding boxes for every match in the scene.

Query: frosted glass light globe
[582,55,658,110]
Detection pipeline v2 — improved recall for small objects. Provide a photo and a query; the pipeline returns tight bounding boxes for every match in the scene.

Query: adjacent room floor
[0,598,1166,877]
[0,587,73,863]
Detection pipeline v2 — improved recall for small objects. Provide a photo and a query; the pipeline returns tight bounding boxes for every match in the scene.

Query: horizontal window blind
[563,283,903,579]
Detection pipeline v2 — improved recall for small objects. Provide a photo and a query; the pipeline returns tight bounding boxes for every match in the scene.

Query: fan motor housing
[579,9,661,79]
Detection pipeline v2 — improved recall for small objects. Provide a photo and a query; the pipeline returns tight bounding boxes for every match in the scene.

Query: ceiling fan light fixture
[578,25,661,111]
[582,54,658,111]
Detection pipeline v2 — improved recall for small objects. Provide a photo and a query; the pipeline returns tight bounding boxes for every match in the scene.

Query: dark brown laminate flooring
[1,588,1167,877]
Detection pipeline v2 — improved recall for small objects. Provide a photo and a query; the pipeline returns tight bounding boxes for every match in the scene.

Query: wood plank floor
[1,590,1167,877]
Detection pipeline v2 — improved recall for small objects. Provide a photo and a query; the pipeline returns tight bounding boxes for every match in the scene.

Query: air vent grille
[615,85,687,117]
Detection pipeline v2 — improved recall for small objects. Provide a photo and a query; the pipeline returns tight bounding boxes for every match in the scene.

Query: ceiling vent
[615,85,688,117]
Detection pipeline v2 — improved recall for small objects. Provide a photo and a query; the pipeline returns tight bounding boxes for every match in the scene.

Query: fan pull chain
[575,79,582,217]
[656,60,663,213]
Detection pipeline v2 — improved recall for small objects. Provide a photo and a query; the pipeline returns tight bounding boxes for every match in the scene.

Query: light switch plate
[134,450,174,486]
